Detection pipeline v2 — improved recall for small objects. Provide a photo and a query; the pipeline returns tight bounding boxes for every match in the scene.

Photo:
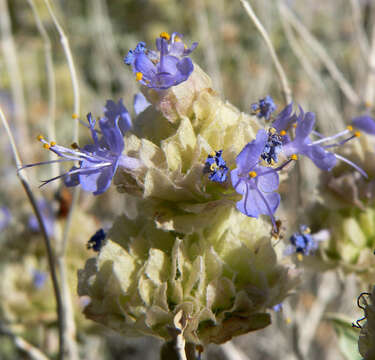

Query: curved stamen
[334,153,368,178]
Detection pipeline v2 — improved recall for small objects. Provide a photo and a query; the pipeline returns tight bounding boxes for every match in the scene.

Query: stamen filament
[310,129,350,145]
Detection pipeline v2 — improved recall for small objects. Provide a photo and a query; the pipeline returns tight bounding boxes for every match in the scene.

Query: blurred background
[0,0,373,359]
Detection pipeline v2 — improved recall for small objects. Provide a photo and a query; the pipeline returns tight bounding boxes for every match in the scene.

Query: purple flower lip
[230,130,282,228]
[352,115,375,135]
[124,32,197,90]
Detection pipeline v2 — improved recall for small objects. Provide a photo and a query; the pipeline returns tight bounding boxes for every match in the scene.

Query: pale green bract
[78,64,299,345]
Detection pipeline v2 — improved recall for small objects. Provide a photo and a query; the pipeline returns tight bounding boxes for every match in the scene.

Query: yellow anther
[174,35,182,42]
[37,134,44,141]
[210,163,218,171]
[209,151,216,157]
[43,143,50,149]
[50,141,56,146]
[159,32,170,41]
[269,127,276,134]
[292,123,297,128]
[72,113,78,119]
[285,318,292,325]
[71,142,79,149]
[249,171,257,178]
[297,253,303,262]
[291,154,298,161]
[136,72,143,81]
[303,227,311,234]
[355,131,361,137]
[346,125,353,131]
[280,130,286,136]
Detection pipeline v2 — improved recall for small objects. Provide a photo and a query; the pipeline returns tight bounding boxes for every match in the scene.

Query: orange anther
[280,130,286,136]
[291,154,298,161]
[159,32,171,40]
[136,72,143,81]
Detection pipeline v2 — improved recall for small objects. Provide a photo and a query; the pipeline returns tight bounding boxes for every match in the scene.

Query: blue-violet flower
[204,150,228,183]
[124,32,197,90]
[22,113,141,195]
[231,130,281,225]
[251,95,277,121]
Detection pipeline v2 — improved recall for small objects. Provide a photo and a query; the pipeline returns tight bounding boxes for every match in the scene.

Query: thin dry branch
[239,0,292,104]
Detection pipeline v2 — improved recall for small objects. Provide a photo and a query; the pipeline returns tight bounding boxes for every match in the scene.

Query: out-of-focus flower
[0,206,11,231]
[230,130,281,225]
[251,95,276,121]
[28,199,55,237]
[358,286,375,359]
[124,32,197,90]
[203,150,228,183]
[87,229,106,252]
[284,225,328,259]
[32,270,47,290]
[21,112,141,195]
[273,303,283,312]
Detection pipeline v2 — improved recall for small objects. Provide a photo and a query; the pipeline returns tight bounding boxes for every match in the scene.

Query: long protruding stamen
[322,134,359,149]
[334,153,368,178]
[310,128,351,145]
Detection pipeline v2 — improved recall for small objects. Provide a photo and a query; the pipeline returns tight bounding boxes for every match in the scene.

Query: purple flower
[124,32,197,90]
[282,111,337,171]
[231,130,281,225]
[204,150,228,183]
[284,225,329,258]
[0,206,11,231]
[21,113,141,195]
[271,104,367,176]
[273,303,283,312]
[103,99,132,136]
[352,115,375,135]
[287,225,318,256]
[28,199,55,237]
[32,270,47,289]
[251,95,277,120]
[87,228,106,252]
